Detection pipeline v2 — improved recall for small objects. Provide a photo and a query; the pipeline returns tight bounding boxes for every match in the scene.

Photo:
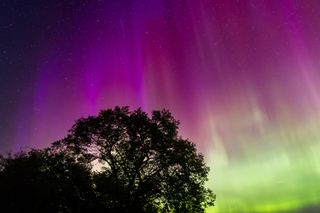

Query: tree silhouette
[0,106,215,212]
[0,149,95,212]
[54,106,215,212]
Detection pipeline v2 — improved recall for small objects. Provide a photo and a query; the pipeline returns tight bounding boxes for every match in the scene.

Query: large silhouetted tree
[0,107,215,213]
[54,106,215,212]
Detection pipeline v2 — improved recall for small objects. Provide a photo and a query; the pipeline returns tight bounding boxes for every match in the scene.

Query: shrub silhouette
[0,149,95,212]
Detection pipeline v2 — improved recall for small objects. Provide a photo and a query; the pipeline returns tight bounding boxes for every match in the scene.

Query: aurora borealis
[1,0,320,212]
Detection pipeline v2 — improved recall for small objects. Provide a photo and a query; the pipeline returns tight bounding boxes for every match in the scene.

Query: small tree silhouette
[0,149,95,212]
[0,107,215,212]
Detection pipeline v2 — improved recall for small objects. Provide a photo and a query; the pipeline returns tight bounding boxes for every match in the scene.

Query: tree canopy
[0,106,215,212]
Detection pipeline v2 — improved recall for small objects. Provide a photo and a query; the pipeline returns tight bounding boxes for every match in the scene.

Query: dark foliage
[0,107,215,212]
[0,149,95,212]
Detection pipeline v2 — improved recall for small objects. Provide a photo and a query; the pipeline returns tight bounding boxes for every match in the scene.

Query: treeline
[0,107,215,212]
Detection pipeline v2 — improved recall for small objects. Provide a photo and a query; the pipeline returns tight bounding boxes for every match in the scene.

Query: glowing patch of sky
[7,0,320,211]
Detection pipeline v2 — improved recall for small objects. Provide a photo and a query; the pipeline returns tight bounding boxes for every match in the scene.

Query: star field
[1,0,320,212]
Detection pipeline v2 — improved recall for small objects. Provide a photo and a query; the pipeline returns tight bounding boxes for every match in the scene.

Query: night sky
[1,0,320,212]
